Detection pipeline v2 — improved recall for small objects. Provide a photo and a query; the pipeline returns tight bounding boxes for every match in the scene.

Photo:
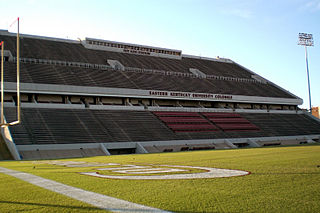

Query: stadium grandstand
[0,29,320,160]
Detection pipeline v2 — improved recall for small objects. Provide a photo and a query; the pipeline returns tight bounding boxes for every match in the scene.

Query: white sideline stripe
[0,167,171,213]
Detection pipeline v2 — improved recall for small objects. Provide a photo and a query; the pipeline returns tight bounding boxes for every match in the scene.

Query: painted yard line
[0,167,171,213]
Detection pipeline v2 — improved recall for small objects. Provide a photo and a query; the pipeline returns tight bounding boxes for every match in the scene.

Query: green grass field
[0,144,320,212]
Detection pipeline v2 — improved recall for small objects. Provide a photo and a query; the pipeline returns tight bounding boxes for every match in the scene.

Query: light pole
[298,33,314,112]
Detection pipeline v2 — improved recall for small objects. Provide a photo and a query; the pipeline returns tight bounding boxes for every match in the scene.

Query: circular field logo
[81,164,249,180]
[44,161,249,180]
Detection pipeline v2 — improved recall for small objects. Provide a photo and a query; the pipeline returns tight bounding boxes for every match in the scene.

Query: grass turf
[0,145,319,212]
[0,173,108,212]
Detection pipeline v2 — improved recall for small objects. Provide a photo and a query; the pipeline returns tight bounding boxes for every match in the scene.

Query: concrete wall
[12,134,320,160]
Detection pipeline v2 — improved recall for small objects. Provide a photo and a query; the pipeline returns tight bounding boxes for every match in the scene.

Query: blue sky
[1,0,319,109]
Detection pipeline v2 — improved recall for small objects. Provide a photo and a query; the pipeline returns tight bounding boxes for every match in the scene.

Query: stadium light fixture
[298,33,314,112]
[0,17,21,127]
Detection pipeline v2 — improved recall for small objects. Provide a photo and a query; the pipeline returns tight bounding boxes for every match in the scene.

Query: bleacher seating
[202,112,259,131]
[2,107,320,157]
[166,124,218,132]
[154,112,260,132]
[1,31,320,159]
[5,107,319,146]
[3,61,294,98]
[153,111,218,132]
[0,34,296,99]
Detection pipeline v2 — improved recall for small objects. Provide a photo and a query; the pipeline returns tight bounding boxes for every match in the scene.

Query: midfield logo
[43,161,250,180]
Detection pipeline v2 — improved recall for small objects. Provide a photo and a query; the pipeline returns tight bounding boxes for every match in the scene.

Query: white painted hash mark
[0,167,171,213]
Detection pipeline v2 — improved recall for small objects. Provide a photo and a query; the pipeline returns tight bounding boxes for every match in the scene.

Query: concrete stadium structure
[0,29,320,160]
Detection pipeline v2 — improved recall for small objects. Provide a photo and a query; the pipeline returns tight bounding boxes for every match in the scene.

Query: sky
[1,0,319,109]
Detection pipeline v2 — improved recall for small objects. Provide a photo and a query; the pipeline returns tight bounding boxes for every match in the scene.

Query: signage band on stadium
[149,90,233,100]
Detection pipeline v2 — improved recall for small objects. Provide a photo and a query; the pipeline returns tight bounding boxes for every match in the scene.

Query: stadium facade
[0,29,320,160]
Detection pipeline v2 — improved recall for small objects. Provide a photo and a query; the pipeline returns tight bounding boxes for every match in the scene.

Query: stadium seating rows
[202,112,259,131]
[4,62,293,98]
[2,32,318,158]
[0,34,296,100]
[154,111,259,132]
[154,111,218,132]
[5,108,320,145]
[0,34,253,78]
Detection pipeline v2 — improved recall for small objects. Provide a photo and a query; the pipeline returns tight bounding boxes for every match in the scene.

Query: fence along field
[0,145,319,212]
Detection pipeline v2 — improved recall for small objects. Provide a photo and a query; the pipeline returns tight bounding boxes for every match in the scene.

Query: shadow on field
[0,200,102,211]
[0,201,177,212]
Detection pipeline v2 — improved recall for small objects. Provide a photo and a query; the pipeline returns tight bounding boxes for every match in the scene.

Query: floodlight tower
[298,33,314,112]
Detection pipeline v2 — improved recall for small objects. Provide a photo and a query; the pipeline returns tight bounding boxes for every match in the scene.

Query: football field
[0,145,319,212]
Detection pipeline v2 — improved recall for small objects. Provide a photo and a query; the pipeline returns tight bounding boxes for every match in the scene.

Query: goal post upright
[1,41,4,125]
[0,17,21,127]
[15,17,21,125]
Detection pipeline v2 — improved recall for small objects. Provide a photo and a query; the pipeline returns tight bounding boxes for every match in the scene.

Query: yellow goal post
[0,17,20,127]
